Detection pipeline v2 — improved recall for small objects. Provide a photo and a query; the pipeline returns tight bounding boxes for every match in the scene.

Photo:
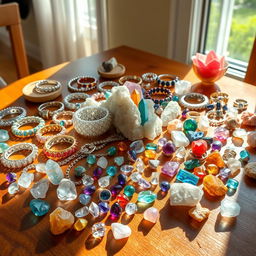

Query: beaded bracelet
[34,80,61,94]
[1,143,38,168]
[68,76,97,92]
[179,93,209,110]
[0,107,27,127]
[206,110,225,126]
[142,72,158,83]
[44,135,78,160]
[11,116,45,138]
[157,74,179,87]
[119,75,142,85]
[145,87,172,105]
[63,93,89,110]
[91,92,106,101]
[36,124,66,144]
[52,111,74,127]
[38,101,64,119]
[97,81,119,92]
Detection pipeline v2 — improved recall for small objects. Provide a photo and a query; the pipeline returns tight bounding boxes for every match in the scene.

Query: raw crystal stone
[162,141,176,156]
[189,204,210,222]
[106,166,117,177]
[203,174,227,197]
[171,131,190,147]
[223,148,237,161]
[244,162,256,179]
[0,142,9,154]
[225,117,240,130]
[206,164,219,175]
[0,129,9,142]
[35,163,46,173]
[211,140,222,151]
[184,159,200,170]
[183,119,197,131]
[226,158,241,177]
[97,156,108,169]
[186,131,204,142]
[145,149,156,159]
[220,199,240,217]
[138,98,149,125]
[6,172,16,183]
[130,140,145,153]
[18,172,34,188]
[135,157,145,173]
[161,161,180,177]
[170,183,203,206]
[30,179,49,199]
[205,151,225,168]
[30,199,50,216]
[74,218,88,231]
[130,172,142,183]
[98,201,110,214]
[233,128,247,139]
[75,206,89,217]
[175,146,186,159]
[110,202,122,219]
[167,119,183,133]
[118,141,128,152]
[239,149,250,162]
[138,191,156,204]
[110,184,123,197]
[193,166,207,179]
[120,164,134,174]
[214,127,229,144]
[161,101,181,126]
[45,160,64,185]
[247,131,256,148]
[117,194,129,208]
[57,179,77,201]
[218,168,231,181]
[82,174,94,186]
[241,111,256,126]
[98,176,110,188]
[92,223,106,238]
[8,182,19,194]
[111,223,131,240]
[151,172,160,185]
[79,194,91,205]
[87,154,96,165]
[148,159,160,170]
[117,173,127,186]
[146,143,158,151]
[160,181,170,192]
[198,116,209,132]
[158,137,167,147]
[114,156,124,166]
[176,169,199,185]
[124,185,135,197]
[138,177,151,189]
[191,139,207,157]
[174,80,191,95]
[84,185,96,195]
[107,146,117,156]
[143,207,159,223]
[131,89,141,106]
[124,81,143,98]
[89,202,100,217]
[226,178,239,190]
[99,189,112,201]
[74,166,86,177]
[127,150,137,162]
[49,207,74,235]
[125,202,138,215]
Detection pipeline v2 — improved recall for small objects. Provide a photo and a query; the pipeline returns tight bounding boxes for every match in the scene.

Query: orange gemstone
[203,174,227,197]
[145,150,156,159]
[206,164,219,175]
[74,218,88,231]
[205,151,225,168]
[131,89,141,106]
[117,142,128,152]
[193,166,206,179]
[189,204,210,222]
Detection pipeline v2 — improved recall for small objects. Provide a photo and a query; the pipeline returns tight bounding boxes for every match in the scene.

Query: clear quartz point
[151,172,160,185]
[89,202,100,217]
[82,175,94,186]
[75,206,89,218]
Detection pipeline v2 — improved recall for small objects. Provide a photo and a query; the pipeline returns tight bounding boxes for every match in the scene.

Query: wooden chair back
[244,36,256,85]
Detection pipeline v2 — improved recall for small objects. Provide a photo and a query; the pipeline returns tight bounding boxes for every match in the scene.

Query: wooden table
[0,46,256,256]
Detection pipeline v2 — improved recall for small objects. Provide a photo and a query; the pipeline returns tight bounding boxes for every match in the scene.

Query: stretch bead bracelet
[52,111,74,127]
[91,92,106,101]
[36,124,66,144]
[44,135,78,160]
[179,93,209,110]
[1,143,38,168]
[34,80,61,94]
[0,107,27,127]
[38,101,64,119]
[157,74,179,87]
[97,81,119,92]
[142,72,158,83]
[119,75,142,85]
[145,87,172,105]
[68,76,97,92]
[11,116,45,138]
[63,93,89,110]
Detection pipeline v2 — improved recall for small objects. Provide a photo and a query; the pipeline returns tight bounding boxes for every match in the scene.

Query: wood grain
[0,46,256,256]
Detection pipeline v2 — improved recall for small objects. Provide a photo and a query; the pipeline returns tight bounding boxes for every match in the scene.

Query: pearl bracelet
[97,81,119,92]
[64,93,89,110]
[0,107,27,127]
[36,124,66,144]
[119,75,142,85]
[1,143,38,168]
[34,80,61,94]
[38,101,64,119]
[68,76,97,92]
[179,93,209,110]
[142,72,158,83]
[52,111,74,127]
[145,87,172,105]
[157,74,179,87]
[11,116,45,138]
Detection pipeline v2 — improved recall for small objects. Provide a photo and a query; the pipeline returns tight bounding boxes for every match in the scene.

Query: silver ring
[68,76,97,92]
[97,81,119,92]
[38,101,64,119]
[34,80,61,94]
[0,107,27,127]
[52,111,74,127]
[179,93,209,110]
[64,93,89,110]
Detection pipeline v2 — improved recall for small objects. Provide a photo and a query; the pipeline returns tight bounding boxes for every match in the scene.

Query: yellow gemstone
[205,151,225,168]
[145,150,156,159]
[203,174,227,197]
[131,89,141,106]
[118,142,128,152]
[206,164,219,175]
[74,218,88,231]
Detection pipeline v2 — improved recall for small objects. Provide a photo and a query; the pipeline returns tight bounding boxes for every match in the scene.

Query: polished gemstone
[98,176,110,188]
[131,89,141,106]
[79,194,91,205]
[226,158,241,177]
[127,150,137,162]
[118,141,128,152]
[0,142,9,154]
[143,207,159,223]
[198,116,209,132]
[110,184,123,197]
[30,199,50,216]
[87,154,96,165]
[18,172,34,188]
[8,182,19,194]
[74,166,86,177]
[171,131,190,147]
[240,149,250,162]
[145,149,156,159]
[130,172,142,183]
[83,185,96,195]
[218,168,231,181]
[35,163,46,173]
[0,129,9,142]
[203,174,227,196]
[206,164,219,175]
[220,199,240,217]
[92,223,106,238]
[191,139,207,157]
[125,202,138,215]
[107,146,117,156]
[175,146,186,159]
[214,127,229,144]
[117,194,129,208]
[226,178,239,190]
[57,178,77,201]
[117,173,127,186]
[146,143,158,151]
[138,177,151,189]
[81,174,94,186]
[114,156,124,166]
[193,166,207,179]
[75,206,89,218]
[162,141,176,156]
[111,223,132,240]
[176,169,199,185]
[186,131,204,142]
[120,165,134,174]
[151,172,160,185]
[138,98,149,125]
[98,201,110,214]
[137,191,156,204]
[183,119,197,131]
[124,185,135,197]
[158,137,167,147]
[205,151,225,168]
[110,202,122,219]
[89,202,100,217]
[160,181,170,192]
[45,159,64,185]
[6,172,16,183]
[130,140,145,153]
[106,166,117,177]
[97,156,108,169]
[74,218,88,231]
[148,159,160,170]
[99,189,112,201]
[135,157,145,173]
[184,159,200,171]
[30,178,49,199]
[211,140,222,151]
[93,167,103,179]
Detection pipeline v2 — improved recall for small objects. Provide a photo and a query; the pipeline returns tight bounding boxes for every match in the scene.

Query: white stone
[130,172,142,183]
[175,146,186,159]
[18,172,34,188]
[111,223,131,240]
[151,172,160,185]
[161,101,181,127]
[143,207,159,223]
[170,183,203,206]
[97,156,108,169]
[57,178,77,201]
[8,182,19,194]
[174,80,192,95]
[45,159,64,185]
[82,175,94,186]
[98,176,110,188]
[247,131,256,148]
[89,202,100,217]
[30,178,49,199]
[35,163,46,173]
[226,158,241,177]
[171,131,190,147]
[148,159,160,169]
[125,203,138,215]
[198,116,209,132]
[135,157,145,173]
[233,128,247,138]
[244,161,256,179]
[75,206,89,218]
[220,199,240,217]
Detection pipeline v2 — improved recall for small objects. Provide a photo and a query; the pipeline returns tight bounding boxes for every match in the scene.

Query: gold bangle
[210,92,229,104]
[119,75,142,85]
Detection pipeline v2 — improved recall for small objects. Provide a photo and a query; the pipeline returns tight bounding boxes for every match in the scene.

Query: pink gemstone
[214,127,229,144]
[143,207,159,223]
[124,81,143,98]
[161,161,180,177]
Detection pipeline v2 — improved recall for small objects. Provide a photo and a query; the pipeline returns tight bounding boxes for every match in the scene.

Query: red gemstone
[116,194,129,208]
[191,139,207,157]
[193,166,206,179]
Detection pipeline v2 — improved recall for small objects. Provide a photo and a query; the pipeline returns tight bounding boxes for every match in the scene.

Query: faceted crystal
[175,146,186,159]
[8,182,19,194]
[161,161,180,177]
[45,160,64,185]
[89,202,100,217]
[79,194,91,205]
[176,169,199,185]
[124,185,135,197]
[0,129,9,142]
[83,185,96,195]
[92,223,106,238]
[130,172,142,182]
[193,166,207,179]
[117,194,129,208]
[125,202,138,215]
[93,167,103,179]
[160,181,170,192]
[226,178,239,190]
[75,206,89,218]
[110,184,123,197]
[120,165,134,174]
[98,176,110,188]
[6,172,16,183]
[114,156,124,166]
[30,178,49,199]
[82,175,94,186]
[138,177,151,189]
[127,150,137,162]
[171,131,190,147]
[211,141,222,151]
[240,149,250,162]
[218,168,231,181]
[214,127,229,144]
[143,207,159,223]
[18,172,34,188]
[74,218,88,231]
[57,179,77,201]
[191,139,207,157]
[145,143,158,151]
[74,166,86,177]
[97,156,108,169]
[111,223,132,240]
[117,174,127,186]
[158,138,167,147]
[87,154,96,165]
[99,189,112,201]
[162,141,176,156]
[145,150,156,159]
[98,201,110,214]
[148,160,160,170]
[151,172,160,185]
[106,166,117,177]
[183,119,198,131]
[184,159,200,171]
[110,202,122,219]
[35,163,46,173]
[220,199,240,217]
[138,191,156,204]
[30,199,50,216]
[130,140,145,153]
[135,157,145,173]
[107,146,117,156]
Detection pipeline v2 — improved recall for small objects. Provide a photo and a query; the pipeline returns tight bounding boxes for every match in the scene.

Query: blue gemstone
[176,169,199,185]
[106,166,117,177]
[79,194,91,205]
[0,129,9,142]
[128,150,137,162]
[226,178,239,190]
[166,81,170,86]
[138,99,149,126]
[171,81,175,86]
[186,131,204,142]
[160,181,170,192]
[216,102,221,110]
[240,149,250,162]
[98,201,110,214]
[59,120,65,126]
[172,95,179,102]
[223,105,228,111]
[206,104,215,110]
[117,174,127,186]
[0,142,9,154]
[99,189,112,201]
[29,199,50,216]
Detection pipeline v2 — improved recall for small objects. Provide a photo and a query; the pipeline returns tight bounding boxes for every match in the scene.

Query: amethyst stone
[93,167,103,179]
[158,137,167,147]
[98,201,110,214]
[117,174,127,186]
[182,109,189,119]
[161,161,180,177]
[83,185,96,195]
[110,184,123,197]
[162,141,176,156]
[211,140,222,151]
[218,168,231,182]
[128,150,137,162]
[110,202,122,219]
[6,172,16,183]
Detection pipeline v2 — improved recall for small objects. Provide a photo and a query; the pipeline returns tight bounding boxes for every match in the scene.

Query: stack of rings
[36,124,66,144]
[157,74,179,87]
[64,93,89,110]
[34,80,61,94]
[52,111,74,127]
[210,92,229,104]
[119,75,142,85]
[145,87,172,105]
[38,101,64,119]
[233,99,248,112]
[1,143,38,168]
[142,72,158,83]
[68,76,97,92]
[44,135,78,160]
[0,107,27,127]
[97,81,119,92]
[179,93,209,110]
[11,116,45,138]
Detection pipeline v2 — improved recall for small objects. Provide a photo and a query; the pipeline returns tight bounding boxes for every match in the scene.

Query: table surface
[0,46,256,256]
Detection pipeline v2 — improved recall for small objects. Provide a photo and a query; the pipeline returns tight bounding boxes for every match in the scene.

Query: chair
[0,3,29,79]
[244,36,256,85]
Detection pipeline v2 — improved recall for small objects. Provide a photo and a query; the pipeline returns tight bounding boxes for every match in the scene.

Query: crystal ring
[145,87,172,105]
[91,92,106,101]
[34,80,61,94]
[52,111,74,127]
[73,106,112,137]
[179,93,209,110]
[11,116,45,138]
[119,75,142,85]
[97,81,119,92]
[233,99,248,112]
[142,72,158,83]
[1,143,38,168]
[44,135,78,160]
[36,124,66,144]
[68,76,97,92]
[157,74,179,87]
[64,92,89,110]
[0,107,27,127]
[206,110,225,126]
[210,92,229,104]
[38,101,64,119]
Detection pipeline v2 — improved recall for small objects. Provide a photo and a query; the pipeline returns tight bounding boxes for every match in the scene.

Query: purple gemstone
[218,168,231,182]
[182,109,189,118]
[117,174,127,186]
[110,202,122,219]
[6,172,16,183]
[162,141,176,156]
[98,201,110,214]
[128,150,137,162]
[93,167,103,179]
[158,138,167,147]
[211,140,222,151]
[161,161,180,177]
[110,184,123,197]
[83,185,96,195]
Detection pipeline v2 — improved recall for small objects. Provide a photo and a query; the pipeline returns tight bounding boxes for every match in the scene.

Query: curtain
[33,0,107,68]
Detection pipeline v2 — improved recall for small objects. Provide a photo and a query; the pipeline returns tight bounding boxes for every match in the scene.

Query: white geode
[161,101,181,127]
[111,223,131,240]
[170,183,203,206]
[244,161,256,179]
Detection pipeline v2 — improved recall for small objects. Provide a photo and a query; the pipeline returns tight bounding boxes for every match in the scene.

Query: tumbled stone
[171,131,190,147]
[247,131,256,148]
[30,178,49,199]
[30,199,50,216]
[233,128,247,139]
[75,206,89,218]
[18,172,34,188]
[130,172,142,183]
[45,160,64,185]
[89,202,100,217]
[111,223,131,240]
[82,174,94,186]
[114,156,124,166]
[130,140,145,153]
[143,207,159,223]
[138,191,156,203]
[92,223,106,238]
[97,156,108,169]
[244,161,256,179]
[125,202,138,215]
[0,142,9,154]
[0,129,9,142]
[148,159,160,169]
[120,165,134,174]
[206,164,219,175]
[203,174,227,197]
[183,119,197,132]
[74,218,88,231]
[98,176,110,188]
[162,141,176,156]
[151,172,160,185]
[226,158,241,177]
[220,199,240,217]
[145,149,156,159]
[225,117,239,130]
[79,194,91,205]
[135,157,145,173]
[176,169,199,185]
[161,161,180,177]
[161,101,181,126]
[138,177,151,189]
[189,204,210,222]
[205,151,225,168]
[57,179,77,201]
[74,166,86,177]
[184,159,200,171]
[8,182,19,194]
[35,163,46,173]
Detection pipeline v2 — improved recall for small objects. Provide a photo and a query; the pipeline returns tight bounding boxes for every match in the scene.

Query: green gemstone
[74,166,86,177]
[29,199,50,216]
[138,99,148,126]
[184,159,200,170]
[240,149,250,162]
[106,166,117,177]
[107,146,117,156]
[87,154,96,165]
[138,191,156,204]
[183,119,197,132]
[172,95,179,102]
[0,143,9,154]
[59,120,65,126]
[124,185,135,197]
[104,91,112,99]
[145,143,158,151]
